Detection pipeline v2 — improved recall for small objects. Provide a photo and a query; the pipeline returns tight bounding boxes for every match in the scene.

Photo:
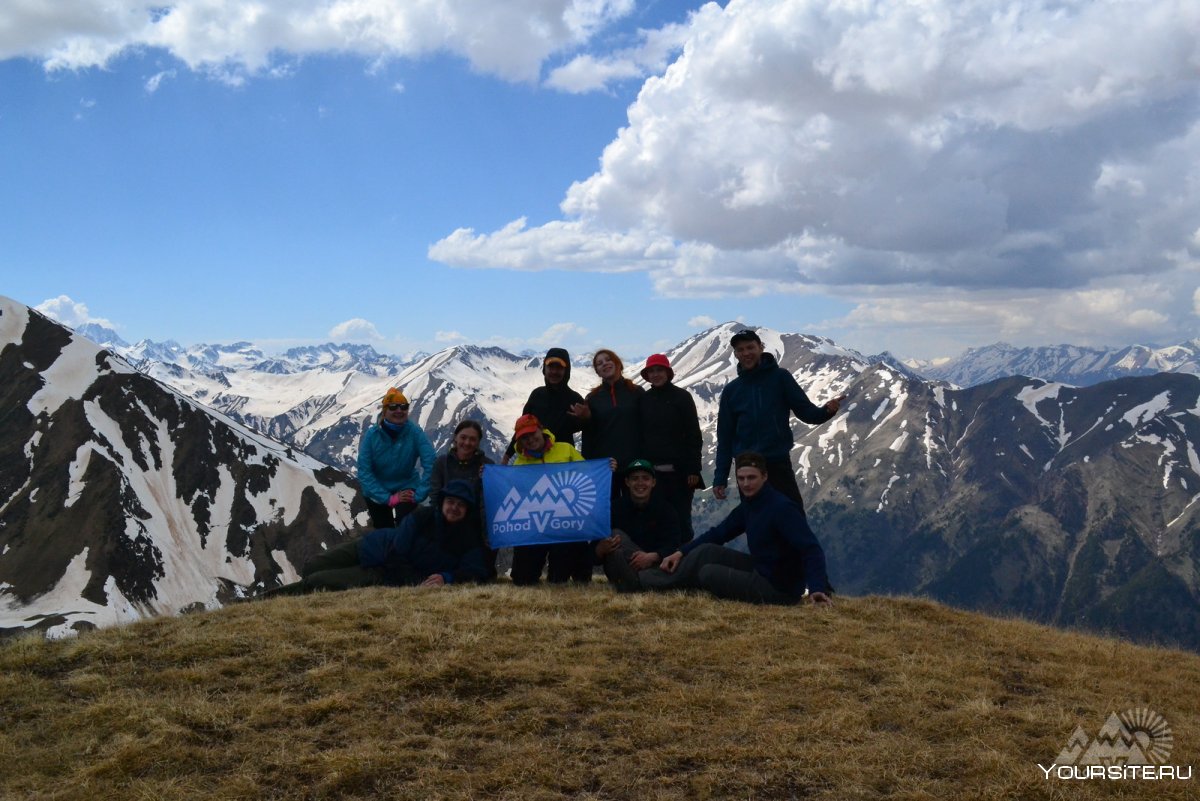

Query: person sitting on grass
[267,480,491,595]
[593,459,682,592]
[640,452,833,606]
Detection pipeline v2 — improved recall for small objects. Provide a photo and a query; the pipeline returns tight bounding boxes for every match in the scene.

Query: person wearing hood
[508,413,594,585]
[502,347,586,463]
[637,353,704,541]
[712,330,844,509]
[357,387,437,529]
[266,480,491,595]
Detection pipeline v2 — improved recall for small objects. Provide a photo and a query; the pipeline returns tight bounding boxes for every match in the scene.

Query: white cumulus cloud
[328,318,383,341]
[35,295,114,329]
[432,0,1200,350]
[2,1,635,83]
[687,315,718,328]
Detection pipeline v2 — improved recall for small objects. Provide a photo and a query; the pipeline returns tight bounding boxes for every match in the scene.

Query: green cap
[625,459,655,476]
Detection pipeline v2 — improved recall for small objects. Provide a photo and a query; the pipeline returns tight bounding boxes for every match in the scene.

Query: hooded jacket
[681,483,831,599]
[357,504,490,585]
[712,352,833,488]
[505,347,586,458]
[513,429,584,465]
[357,418,437,504]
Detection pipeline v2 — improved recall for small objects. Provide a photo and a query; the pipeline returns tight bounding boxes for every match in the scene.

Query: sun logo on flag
[545,470,597,517]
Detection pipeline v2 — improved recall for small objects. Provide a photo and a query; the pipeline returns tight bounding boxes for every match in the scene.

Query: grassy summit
[2,587,1197,800]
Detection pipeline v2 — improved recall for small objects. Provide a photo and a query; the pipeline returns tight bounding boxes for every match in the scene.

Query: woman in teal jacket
[357,387,436,528]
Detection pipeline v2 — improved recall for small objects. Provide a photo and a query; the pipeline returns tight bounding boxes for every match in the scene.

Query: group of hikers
[271,329,843,607]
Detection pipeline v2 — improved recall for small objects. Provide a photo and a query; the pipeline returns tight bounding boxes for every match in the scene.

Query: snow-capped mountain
[0,297,364,637]
[909,340,1200,387]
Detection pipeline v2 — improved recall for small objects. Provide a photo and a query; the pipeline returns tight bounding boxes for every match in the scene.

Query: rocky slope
[0,297,364,637]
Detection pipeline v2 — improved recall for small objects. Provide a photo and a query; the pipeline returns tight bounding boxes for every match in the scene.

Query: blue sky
[3,1,1199,361]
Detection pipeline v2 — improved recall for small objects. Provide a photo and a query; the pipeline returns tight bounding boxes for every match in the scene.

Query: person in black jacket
[502,347,586,463]
[594,459,682,591]
[637,353,704,541]
[570,348,643,499]
[266,480,491,595]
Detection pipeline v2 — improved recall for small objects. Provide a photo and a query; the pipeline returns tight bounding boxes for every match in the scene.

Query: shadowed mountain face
[7,299,1200,649]
[0,298,364,637]
[802,370,1200,649]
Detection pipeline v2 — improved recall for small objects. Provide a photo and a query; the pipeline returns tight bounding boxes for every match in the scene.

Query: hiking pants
[639,543,798,605]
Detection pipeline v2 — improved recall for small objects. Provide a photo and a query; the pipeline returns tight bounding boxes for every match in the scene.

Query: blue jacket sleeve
[681,503,746,555]
[356,427,391,504]
[412,429,437,504]
[775,501,832,594]
[448,545,491,584]
[358,513,420,569]
[782,372,834,426]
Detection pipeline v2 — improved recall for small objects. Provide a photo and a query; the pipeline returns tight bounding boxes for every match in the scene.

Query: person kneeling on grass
[593,459,682,592]
[269,480,491,595]
[640,452,832,606]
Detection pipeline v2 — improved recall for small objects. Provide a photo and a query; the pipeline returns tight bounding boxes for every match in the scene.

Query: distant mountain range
[904,340,1200,387]
[5,297,1200,650]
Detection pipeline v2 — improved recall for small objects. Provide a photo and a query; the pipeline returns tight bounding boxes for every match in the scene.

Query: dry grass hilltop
[2,587,1198,800]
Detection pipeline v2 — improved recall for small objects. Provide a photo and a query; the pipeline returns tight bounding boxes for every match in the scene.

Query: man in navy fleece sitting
[268,479,491,595]
[640,452,832,606]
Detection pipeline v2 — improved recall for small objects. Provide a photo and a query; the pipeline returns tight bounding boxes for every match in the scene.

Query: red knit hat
[640,353,674,381]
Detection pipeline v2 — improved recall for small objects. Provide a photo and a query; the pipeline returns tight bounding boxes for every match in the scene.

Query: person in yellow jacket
[509,413,593,585]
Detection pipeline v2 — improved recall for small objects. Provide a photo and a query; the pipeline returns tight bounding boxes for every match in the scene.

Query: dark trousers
[598,530,645,593]
[365,498,417,529]
[510,542,593,585]
[639,543,798,605]
[765,459,805,511]
[652,470,696,542]
[266,538,386,596]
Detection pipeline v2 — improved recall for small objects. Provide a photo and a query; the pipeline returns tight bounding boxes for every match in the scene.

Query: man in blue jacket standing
[712,329,843,510]
[357,387,437,528]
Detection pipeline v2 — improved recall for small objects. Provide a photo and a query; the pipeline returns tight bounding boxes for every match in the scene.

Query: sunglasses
[386,403,410,411]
